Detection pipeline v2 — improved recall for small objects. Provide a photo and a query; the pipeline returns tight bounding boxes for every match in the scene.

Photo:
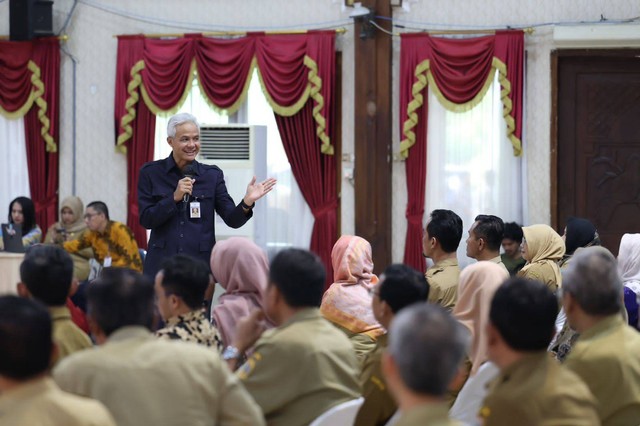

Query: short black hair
[379,264,429,314]
[87,268,154,336]
[502,222,523,244]
[87,201,109,220]
[490,277,558,351]
[426,209,463,254]
[0,296,52,380]
[9,196,37,234]
[473,215,505,252]
[159,255,210,310]
[269,249,325,308]
[20,245,74,306]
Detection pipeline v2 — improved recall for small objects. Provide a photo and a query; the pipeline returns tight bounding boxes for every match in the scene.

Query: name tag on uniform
[104,256,112,267]
[190,201,201,219]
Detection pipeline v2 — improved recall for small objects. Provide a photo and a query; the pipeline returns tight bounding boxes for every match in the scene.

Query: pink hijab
[453,261,508,376]
[210,237,271,346]
[319,235,384,339]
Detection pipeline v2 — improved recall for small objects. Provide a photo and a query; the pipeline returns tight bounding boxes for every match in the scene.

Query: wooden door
[553,50,640,255]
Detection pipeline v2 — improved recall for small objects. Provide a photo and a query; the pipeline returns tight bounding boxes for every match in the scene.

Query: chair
[308,397,365,426]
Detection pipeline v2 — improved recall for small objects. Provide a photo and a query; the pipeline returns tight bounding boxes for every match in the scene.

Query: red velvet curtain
[0,38,60,232]
[115,32,337,279]
[400,31,524,271]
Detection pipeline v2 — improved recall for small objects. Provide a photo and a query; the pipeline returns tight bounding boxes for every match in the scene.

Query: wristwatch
[240,199,255,210]
[222,345,241,361]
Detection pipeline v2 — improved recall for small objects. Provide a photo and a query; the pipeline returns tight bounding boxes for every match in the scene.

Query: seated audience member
[17,245,92,364]
[562,246,640,425]
[500,222,526,276]
[618,233,640,330]
[155,254,223,352]
[450,262,508,424]
[466,214,509,275]
[0,296,115,426]
[480,278,599,426]
[210,237,273,347]
[0,196,42,250]
[44,196,93,281]
[382,304,469,426]
[354,264,430,426]
[517,224,565,292]
[422,209,463,311]
[320,235,384,359]
[227,248,360,426]
[549,217,600,361]
[62,201,142,272]
[53,268,264,426]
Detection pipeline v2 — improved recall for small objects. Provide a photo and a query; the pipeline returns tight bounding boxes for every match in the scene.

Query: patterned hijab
[618,234,640,285]
[521,224,565,287]
[319,235,384,339]
[210,237,271,346]
[453,262,508,376]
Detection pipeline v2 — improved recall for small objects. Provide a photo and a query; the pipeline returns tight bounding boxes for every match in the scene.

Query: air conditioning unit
[197,125,267,249]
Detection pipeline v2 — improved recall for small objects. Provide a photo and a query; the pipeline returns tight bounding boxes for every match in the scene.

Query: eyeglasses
[84,212,100,220]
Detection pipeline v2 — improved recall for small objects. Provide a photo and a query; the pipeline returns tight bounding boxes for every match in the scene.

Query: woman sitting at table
[0,196,42,250]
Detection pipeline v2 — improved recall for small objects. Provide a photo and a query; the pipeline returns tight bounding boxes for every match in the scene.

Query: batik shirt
[156,309,223,353]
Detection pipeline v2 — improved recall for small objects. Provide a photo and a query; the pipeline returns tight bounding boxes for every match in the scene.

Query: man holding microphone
[138,113,276,279]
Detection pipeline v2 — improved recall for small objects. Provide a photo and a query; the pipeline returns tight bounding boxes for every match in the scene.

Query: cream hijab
[453,262,508,376]
[59,196,87,234]
[521,224,565,287]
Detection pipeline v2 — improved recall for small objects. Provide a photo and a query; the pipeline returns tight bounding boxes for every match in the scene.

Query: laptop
[1,223,25,253]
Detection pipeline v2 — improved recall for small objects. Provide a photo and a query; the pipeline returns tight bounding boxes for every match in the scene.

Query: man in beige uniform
[480,278,599,426]
[226,248,360,426]
[382,303,469,426]
[423,209,463,311]
[354,264,430,426]
[54,268,264,426]
[17,245,92,363]
[465,214,510,275]
[562,246,640,425]
[0,296,115,426]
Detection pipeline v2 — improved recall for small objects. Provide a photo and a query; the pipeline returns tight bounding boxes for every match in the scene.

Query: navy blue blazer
[138,155,251,278]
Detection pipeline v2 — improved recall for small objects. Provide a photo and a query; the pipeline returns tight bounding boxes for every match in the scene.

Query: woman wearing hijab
[450,262,508,424]
[0,196,42,250]
[44,196,93,281]
[320,235,384,359]
[618,233,640,330]
[558,217,600,269]
[210,237,272,347]
[517,224,565,292]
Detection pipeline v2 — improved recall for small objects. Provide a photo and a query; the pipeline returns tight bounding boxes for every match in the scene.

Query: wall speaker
[10,0,54,41]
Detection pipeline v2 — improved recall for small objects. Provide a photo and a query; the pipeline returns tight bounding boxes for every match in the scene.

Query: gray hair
[167,113,200,138]
[388,303,470,396]
[562,246,622,315]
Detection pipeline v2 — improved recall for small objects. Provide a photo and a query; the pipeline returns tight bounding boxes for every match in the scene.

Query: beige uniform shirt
[354,333,396,426]
[49,306,92,364]
[565,315,640,425]
[488,255,510,276]
[395,402,460,426]
[426,258,460,311]
[480,352,599,426]
[54,326,264,426]
[237,308,361,426]
[0,377,115,426]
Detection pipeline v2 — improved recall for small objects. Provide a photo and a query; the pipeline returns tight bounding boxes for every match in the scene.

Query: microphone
[183,165,195,203]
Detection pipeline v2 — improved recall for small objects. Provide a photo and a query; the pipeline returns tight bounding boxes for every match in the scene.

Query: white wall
[0,0,638,263]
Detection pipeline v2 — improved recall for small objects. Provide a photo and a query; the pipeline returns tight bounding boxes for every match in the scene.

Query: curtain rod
[415,27,534,35]
[113,28,347,38]
[0,34,69,41]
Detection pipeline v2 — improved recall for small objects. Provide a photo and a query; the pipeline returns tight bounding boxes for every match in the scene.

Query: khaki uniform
[488,255,510,277]
[394,402,461,426]
[0,377,115,426]
[50,306,92,364]
[565,315,640,425]
[480,352,599,426]
[517,262,560,292]
[354,333,396,426]
[237,308,360,426]
[426,258,460,311]
[54,326,264,426]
